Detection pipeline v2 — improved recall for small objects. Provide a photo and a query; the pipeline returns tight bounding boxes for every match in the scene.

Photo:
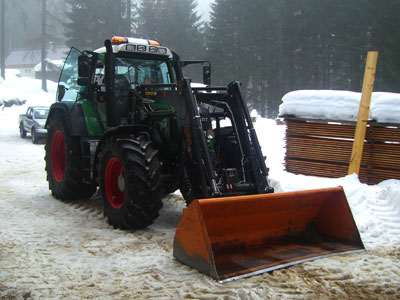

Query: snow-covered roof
[5,47,69,68]
[34,59,64,72]
[279,90,400,124]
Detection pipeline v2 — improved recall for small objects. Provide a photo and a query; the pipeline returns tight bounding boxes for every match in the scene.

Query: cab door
[56,48,84,102]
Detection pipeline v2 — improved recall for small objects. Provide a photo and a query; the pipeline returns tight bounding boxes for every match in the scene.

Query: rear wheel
[19,123,27,138]
[45,115,96,200]
[98,135,164,229]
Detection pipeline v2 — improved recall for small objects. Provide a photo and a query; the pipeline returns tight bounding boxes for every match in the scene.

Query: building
[5,47,69,82]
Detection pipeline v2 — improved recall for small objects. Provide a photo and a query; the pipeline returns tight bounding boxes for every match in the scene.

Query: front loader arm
[180,78,221,197]
[227,82,271,178]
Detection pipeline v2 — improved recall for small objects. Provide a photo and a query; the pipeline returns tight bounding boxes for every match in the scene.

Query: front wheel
[98,135,164,229]
[45,115,96,200]
[32,128,38,144]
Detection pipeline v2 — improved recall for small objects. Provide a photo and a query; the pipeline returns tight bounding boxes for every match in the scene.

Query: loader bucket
[173,186,364,282]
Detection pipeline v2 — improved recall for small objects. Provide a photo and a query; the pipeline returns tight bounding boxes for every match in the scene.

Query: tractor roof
[94,36,173,58]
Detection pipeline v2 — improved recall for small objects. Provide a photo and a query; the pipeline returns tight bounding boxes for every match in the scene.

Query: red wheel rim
[105,157,125,209]
[51,130,66,182]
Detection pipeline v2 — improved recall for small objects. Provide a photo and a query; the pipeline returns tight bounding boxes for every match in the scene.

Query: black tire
[20,123,27,138]
[32,128,38,144]
[45,114,96,200]
[98,135,164,229]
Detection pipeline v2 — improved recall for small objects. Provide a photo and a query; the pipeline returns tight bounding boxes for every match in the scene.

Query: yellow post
[348,51,379,175]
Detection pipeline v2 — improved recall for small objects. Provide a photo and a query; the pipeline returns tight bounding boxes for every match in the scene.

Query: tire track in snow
[1,109,400,299]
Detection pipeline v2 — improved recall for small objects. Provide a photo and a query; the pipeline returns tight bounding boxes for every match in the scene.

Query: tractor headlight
[149,46,158,53]
[158,47,167,55]
[126,44,136,51]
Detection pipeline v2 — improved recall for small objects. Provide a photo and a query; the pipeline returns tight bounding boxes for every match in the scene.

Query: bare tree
[1,0,5,79]
[41,0,47,91]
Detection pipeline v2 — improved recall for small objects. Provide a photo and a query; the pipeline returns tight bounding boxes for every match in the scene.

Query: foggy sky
[196,0,214,21]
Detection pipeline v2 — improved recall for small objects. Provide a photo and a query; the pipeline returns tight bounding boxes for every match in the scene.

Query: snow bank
[254,117,286,174]
[249,109,400,249]
[270,171,400,249]
[279,90,400,123]
[0,70,57,111]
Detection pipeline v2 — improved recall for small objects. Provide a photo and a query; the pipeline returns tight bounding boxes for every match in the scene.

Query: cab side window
[57,48,82,101]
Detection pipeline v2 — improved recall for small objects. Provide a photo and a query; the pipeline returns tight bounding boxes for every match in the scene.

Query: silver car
[19,106,49,144]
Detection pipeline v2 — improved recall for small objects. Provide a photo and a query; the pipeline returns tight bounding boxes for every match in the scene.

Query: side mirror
[78,55,90,78]
[57,85,66,101]
[77,77,89,86]
[203,65,211,86]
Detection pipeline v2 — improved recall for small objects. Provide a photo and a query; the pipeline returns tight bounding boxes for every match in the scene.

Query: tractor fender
[45,102,71,129]
[92,125,151,180]
[46,102,88,137]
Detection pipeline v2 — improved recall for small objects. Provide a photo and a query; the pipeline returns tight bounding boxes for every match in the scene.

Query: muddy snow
[1,74,400,299]
[0,109,399,300]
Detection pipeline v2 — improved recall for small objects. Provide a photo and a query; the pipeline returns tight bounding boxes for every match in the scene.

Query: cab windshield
[114,57,174,85]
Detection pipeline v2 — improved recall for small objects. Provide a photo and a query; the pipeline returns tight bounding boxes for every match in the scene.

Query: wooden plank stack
[284,117,400,185]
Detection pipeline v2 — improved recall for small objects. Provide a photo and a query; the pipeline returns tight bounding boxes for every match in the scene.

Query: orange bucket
[173,186,364,282]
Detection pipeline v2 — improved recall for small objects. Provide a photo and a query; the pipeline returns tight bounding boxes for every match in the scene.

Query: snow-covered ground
[1,74,400,299]
[0,70,57,108]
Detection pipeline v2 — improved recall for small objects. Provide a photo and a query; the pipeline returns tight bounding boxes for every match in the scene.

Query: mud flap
[173,186,365,282]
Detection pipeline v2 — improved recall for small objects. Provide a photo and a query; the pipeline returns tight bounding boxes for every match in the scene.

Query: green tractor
[45,36,273,229]
[45,37,365,282]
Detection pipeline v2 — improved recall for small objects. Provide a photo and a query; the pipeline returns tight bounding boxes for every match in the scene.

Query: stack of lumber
[284,117,400,185]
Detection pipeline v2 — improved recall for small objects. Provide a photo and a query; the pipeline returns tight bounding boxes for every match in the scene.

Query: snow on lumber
[279,90,400,124]
[370,92,400,124]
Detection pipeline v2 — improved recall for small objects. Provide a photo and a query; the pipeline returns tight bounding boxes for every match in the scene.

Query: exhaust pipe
[104,39,118,127]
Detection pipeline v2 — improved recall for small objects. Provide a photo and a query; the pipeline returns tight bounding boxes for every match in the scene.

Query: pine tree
[207,0,285,117]
[206,0,249,85]
[64,0,133,49]
[137,0,202,59]
[368,0,400,92]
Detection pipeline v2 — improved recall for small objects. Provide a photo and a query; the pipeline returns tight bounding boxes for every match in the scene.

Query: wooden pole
[348,51,379,175]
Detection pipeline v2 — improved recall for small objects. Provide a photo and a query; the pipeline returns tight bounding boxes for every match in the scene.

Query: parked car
[19,106,49,144]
